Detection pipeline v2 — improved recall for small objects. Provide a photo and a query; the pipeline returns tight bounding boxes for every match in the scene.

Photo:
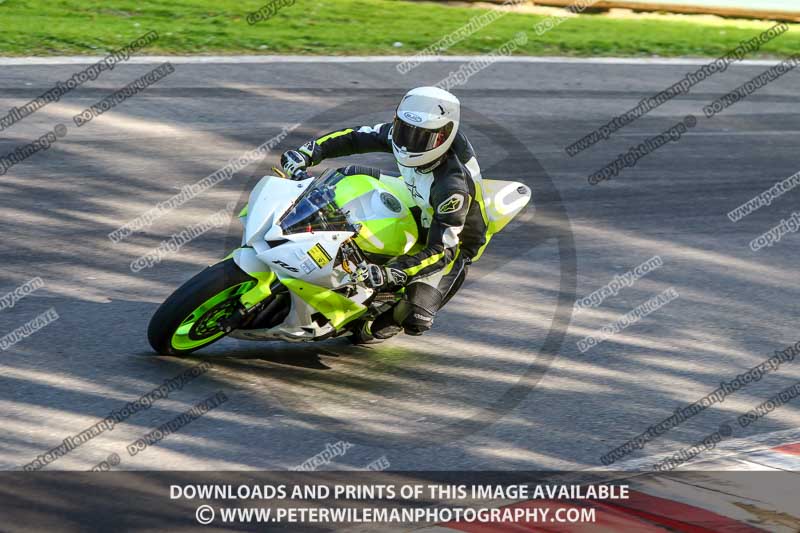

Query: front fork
[220,246,373,333]
[211,247,278,332]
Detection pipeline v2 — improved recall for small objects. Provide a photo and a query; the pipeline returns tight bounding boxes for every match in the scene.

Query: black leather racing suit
[297,122,489,335]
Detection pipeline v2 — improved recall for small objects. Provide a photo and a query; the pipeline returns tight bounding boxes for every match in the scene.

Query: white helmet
[391,87,460,168]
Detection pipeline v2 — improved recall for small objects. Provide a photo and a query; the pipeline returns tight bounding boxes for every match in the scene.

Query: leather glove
[360,264,407,290]
[280,149,310,179]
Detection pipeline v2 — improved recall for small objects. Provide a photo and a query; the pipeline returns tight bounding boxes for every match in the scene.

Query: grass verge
[0,0,797,57]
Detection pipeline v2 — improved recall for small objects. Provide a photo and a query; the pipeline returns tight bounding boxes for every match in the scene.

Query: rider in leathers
[280,87,488,342]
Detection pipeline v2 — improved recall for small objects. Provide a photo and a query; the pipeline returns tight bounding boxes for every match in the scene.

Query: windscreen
[278,171,355,234]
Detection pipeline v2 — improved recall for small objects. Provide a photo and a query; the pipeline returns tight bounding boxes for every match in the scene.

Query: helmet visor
[391,117,453,153]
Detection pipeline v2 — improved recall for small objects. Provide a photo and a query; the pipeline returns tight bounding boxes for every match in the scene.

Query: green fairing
[380,176,426,255]
[472,182,493,262]
[282,278,367,329]
[333,174,418,257]
[240,271,277,308]
[356,217,415,256]
[333,173,376,205]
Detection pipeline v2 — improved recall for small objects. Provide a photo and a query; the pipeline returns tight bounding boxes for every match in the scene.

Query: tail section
[470,179,531,262]
[481,179,532,235]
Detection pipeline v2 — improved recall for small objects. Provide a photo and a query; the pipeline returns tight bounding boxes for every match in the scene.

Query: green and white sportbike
[148,168,531,355]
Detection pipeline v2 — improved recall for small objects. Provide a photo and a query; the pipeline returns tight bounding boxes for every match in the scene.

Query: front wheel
[148,259,257,355]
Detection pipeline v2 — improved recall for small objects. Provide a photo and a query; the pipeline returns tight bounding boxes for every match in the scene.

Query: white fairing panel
[232,246,267,275]
[257,231,352,288]
[244,176,310,246]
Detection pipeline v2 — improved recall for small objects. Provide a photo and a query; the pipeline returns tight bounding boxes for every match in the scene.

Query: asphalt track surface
[0,57,798,473]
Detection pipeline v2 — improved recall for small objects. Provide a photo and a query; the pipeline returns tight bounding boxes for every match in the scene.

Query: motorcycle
[148,167,531,355]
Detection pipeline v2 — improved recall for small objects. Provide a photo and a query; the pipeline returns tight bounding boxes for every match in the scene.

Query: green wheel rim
[170,281,255,351]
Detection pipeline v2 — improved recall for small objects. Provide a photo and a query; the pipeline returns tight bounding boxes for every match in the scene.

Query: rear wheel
[148,259,256,355]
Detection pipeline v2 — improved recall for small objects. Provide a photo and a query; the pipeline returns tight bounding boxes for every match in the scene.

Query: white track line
[0,55,786,66]
[606,427,800,471]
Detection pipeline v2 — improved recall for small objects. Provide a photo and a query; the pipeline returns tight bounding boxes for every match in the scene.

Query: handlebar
[291,169,312,181]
